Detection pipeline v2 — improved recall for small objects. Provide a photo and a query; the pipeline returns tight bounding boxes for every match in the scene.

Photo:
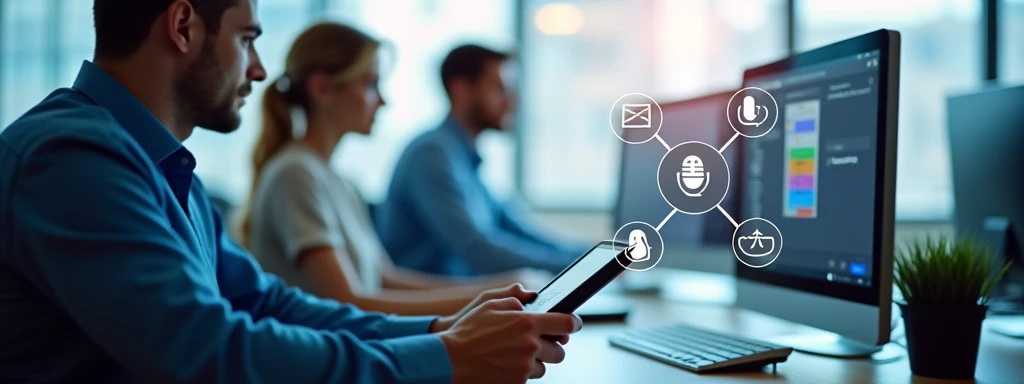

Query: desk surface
[534,271,1024,384]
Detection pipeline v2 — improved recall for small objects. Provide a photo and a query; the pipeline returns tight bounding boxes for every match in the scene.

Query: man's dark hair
[93,0,238,59]
[439,44,509,96]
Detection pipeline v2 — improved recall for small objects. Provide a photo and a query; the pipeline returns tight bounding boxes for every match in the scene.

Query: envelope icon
[621,104,652,128]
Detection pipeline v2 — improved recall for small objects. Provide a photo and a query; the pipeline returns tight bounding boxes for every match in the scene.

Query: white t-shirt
[248,143,383,295]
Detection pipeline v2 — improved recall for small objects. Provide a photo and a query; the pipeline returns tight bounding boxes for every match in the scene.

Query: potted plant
[894,235,1012,379]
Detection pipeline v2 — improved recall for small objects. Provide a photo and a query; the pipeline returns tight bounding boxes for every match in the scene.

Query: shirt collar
[439,114,482,169]
[72,60,186,166]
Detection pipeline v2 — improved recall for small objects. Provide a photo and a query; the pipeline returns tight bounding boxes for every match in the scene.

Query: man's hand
[431,284,535,333]
[504,268,554,291]
[439,298,582,384]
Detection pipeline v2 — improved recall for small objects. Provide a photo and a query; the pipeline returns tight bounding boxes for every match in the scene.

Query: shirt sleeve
[405,143,577,275]
[12,135,452,384]
[259,156,344,263]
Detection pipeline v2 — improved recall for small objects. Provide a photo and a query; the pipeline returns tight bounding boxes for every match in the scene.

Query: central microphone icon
[677,155,709,197]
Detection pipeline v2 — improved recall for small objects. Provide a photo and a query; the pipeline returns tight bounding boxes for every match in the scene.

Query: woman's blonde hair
[238,22,380,246]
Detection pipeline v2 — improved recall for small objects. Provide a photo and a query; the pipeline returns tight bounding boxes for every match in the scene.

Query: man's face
[178,0,266,133]
[468,59,513,131]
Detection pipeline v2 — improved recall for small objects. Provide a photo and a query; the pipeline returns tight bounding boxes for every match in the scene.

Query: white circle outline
[611,221,664,272]
[608,93,664,145]
[726,87,779,138]
[656,141,730,215]
[732,217,784,269]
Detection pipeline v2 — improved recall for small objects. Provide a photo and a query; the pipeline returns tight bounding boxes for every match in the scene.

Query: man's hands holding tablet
[436,283,582,383]
[434,241,629,383]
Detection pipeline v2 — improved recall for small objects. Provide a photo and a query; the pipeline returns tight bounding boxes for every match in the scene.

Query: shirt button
[181,157,189,166]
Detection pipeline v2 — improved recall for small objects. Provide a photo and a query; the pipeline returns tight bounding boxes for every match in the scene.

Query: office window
[58,0,94,87]
[1002,0,1024,82]
[1,1,52,128]
[796,0,981,220]
[325,0,517,203]
[519,0,787,209]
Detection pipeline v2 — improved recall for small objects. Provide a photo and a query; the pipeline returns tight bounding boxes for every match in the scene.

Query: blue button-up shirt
[376,115,586,277]
[0,61,452,384]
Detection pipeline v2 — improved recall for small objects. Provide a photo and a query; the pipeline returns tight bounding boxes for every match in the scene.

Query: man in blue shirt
[377,45,588,277]
[0,1,580,383]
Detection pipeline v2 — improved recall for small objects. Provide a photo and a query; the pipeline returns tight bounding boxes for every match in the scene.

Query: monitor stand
[769,333,882,357]
[769,305,906,361]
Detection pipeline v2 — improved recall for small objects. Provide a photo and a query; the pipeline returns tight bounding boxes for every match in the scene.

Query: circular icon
[727,87,779,138]
[732,218,783,268]
[609,93,663,144]
[611,221,663,272]
[657,141,730,215]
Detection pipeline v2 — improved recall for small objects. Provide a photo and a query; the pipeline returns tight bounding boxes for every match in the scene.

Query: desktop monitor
[614,91,738,271]
[735,29,900,356]
[948,84,1024,308]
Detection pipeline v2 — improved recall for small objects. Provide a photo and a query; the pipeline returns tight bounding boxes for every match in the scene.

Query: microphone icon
[677,155,709,197]
[737,95,768,127]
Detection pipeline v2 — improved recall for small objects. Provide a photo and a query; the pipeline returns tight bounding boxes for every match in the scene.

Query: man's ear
[166,0,203,54]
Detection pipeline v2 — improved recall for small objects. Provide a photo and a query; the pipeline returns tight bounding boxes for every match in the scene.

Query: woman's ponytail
[238,77,295,246]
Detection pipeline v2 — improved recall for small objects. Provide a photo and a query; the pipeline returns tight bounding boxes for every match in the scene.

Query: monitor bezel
[735,29,899,307]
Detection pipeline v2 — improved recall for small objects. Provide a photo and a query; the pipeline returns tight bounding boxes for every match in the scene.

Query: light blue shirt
[0,61,452,384]
[376,115,586,276]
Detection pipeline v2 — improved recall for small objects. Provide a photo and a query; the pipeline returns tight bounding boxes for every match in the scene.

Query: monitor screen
[615,92,738,249]
[740,49,882,289]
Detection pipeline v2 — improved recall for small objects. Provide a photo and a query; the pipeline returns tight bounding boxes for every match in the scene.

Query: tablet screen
[525,243,622,313]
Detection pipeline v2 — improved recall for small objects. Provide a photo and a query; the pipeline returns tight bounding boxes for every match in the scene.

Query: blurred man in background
[377,44,588,277]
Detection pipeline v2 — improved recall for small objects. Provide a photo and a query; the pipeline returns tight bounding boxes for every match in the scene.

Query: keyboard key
[748,345,774,353]
[717,351,743,359]
[704,351,730,362]
[621,338,675,358]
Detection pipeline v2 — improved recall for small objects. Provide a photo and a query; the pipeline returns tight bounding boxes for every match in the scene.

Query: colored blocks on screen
[788,190,815,207]
[794,119,816,133]
[789,148,815,160]
[788,160,815,174]
[789,175,815,189]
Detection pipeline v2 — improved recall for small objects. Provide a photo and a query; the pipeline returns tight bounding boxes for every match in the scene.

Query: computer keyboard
[609,323,793,373]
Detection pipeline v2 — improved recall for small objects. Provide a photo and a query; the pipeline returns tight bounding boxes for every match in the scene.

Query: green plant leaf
[893,235,1012,305]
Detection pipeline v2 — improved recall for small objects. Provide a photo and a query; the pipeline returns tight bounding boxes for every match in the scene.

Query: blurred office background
[1,0,1022,239]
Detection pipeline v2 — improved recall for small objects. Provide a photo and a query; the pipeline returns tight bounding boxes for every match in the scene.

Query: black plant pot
[899,303,987,379]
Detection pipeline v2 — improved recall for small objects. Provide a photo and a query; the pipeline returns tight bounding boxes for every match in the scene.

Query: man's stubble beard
[177,39,244,134]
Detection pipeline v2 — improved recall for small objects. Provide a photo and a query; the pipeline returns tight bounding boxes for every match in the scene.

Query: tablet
[525,240,632,314]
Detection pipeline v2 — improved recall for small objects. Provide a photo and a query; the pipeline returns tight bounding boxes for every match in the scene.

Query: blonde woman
[241,22,548,316]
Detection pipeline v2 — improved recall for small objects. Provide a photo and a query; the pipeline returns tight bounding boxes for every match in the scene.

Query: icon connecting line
[655,134,672,152]
[719,132,739,154]
[611,88,783,271]
[655,209,677,231]
[717,205,739,228]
